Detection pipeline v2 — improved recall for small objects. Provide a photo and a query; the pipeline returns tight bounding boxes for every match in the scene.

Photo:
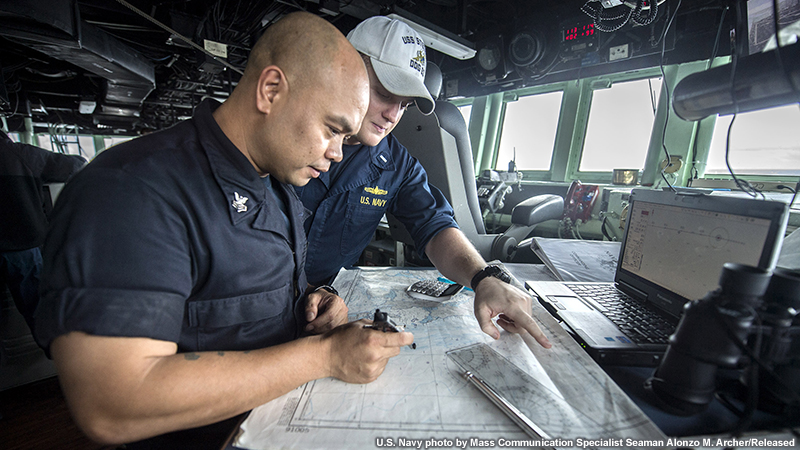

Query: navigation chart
[234,267,666,450]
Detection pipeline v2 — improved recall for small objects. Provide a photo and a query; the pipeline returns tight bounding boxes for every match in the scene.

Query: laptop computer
[525,188,789,367]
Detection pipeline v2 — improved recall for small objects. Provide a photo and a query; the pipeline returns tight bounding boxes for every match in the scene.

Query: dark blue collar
[316,139,396,196]
[192,99,309,238]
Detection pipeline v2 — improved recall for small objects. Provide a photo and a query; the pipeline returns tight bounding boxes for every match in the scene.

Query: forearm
[130,339,328,434]
[53,332,330,444]
[424,227,486,287]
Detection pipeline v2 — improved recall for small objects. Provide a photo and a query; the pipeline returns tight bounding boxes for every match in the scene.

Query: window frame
[470,67,664,184]
[496,82,570,182]
[491,82,569,180]
[568,68,664,184]
[692,105,800,184]
[452,59,798,189]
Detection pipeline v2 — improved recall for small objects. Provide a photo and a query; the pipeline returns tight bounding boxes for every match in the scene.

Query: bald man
[35,12,411,449]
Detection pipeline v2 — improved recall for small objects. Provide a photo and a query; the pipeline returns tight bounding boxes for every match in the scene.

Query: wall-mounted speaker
[474,35,511,83]
[508,28,545,68]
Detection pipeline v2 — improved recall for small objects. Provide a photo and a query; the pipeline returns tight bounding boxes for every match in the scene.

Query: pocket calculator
[406,279,464,301]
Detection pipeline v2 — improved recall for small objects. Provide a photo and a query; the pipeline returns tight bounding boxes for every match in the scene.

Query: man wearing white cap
[297,16,551,349]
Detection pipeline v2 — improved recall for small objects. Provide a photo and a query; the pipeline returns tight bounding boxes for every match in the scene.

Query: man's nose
[327,141,343,163]
[383,101,403,123]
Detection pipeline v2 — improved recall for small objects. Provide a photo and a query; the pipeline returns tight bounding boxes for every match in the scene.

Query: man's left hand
[305,289,348,334]
[473,277,552,348]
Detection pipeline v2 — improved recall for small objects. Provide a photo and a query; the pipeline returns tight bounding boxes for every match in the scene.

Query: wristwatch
[470,265,511,290]
[313,285,339,296]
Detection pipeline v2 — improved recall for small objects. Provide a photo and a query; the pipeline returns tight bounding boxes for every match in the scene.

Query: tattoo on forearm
[184,351,228,360]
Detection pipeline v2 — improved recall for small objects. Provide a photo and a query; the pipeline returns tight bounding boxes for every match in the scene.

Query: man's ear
[255,66,286,115]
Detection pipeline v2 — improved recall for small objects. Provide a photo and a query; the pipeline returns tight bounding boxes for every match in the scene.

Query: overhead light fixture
[386,13,476,60]
[79,100,97,114]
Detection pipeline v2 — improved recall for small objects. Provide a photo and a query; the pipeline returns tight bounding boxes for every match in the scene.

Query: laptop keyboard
[564,283,674,345]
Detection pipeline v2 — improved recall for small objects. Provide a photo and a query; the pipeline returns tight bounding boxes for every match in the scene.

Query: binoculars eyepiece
[645,263,800,417]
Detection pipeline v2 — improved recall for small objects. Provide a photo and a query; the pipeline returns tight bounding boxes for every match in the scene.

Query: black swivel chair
[390,64,563,262]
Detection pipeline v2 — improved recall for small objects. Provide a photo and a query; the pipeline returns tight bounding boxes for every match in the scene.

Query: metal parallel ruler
[446,342,594,449]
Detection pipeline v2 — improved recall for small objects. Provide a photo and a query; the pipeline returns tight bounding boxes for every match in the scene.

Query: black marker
[364,309,416,349]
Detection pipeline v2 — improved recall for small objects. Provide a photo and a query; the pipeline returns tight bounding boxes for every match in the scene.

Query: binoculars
[645,263,800,418]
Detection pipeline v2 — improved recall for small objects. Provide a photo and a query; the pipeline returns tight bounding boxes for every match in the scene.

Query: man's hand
[323,319,414,384]
[305,289,348,334]
[473,277,552,348]
[423,228,552,349]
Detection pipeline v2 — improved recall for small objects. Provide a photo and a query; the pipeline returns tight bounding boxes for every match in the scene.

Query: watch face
[496,268,511,283]
[488,265,510,282]
[477,44,501,71]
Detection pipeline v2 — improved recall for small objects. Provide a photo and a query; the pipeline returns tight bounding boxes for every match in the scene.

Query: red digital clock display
[563,23,595,42]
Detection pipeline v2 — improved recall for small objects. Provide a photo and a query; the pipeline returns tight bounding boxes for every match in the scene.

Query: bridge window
[705,104,800,177]
[496,90,562,170]
[37,134,96,159]
[579,77,662,172]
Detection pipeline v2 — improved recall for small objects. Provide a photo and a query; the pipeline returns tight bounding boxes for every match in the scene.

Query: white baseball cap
[347,16,435,115]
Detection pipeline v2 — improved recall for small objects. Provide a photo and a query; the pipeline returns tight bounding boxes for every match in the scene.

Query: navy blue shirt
[297,133,457,285]
[36,99,309,353]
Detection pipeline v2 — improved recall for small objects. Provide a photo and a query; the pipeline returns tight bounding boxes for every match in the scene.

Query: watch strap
[470,265,511,290]
[313,284,339,296]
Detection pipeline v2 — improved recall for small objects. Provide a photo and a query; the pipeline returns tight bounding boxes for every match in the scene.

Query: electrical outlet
[609,44,629,61]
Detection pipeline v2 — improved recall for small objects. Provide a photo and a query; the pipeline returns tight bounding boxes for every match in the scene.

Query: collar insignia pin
[232,192,248,213]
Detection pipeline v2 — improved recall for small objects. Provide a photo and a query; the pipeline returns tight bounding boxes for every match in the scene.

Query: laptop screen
[615,190,789,317]
[620,199,772,301]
